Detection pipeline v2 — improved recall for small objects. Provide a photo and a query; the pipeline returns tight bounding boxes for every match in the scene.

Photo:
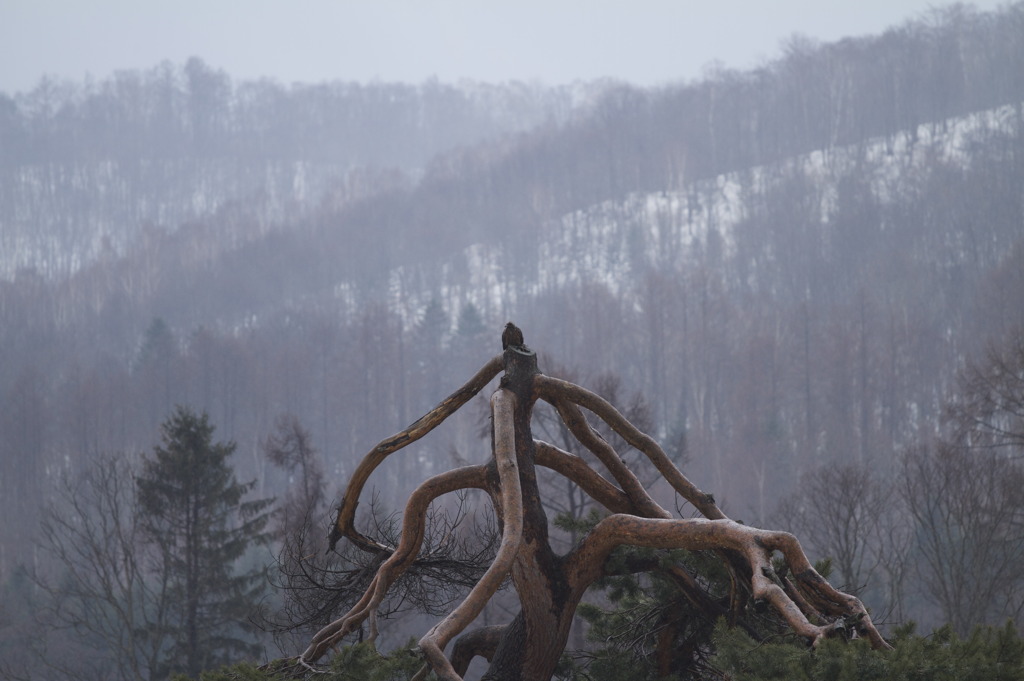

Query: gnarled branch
[544,394,670,519]
[302,464,490,661]
[330,355,503,552]
[534,439,634,514]
[571,514,889,649]
[419,388,524,680]
[537,375,725,520]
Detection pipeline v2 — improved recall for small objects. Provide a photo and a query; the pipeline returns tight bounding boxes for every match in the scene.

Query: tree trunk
[483,344,576,681]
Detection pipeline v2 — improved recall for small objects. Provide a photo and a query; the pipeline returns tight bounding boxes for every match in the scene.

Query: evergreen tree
[455,301,487,339]
[415,297,450,400]
[134,317,180,426]
[135,317,177,371]
[415,297,449,349]
[136,406,273,679]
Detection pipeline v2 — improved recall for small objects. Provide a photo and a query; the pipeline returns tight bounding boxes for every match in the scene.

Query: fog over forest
[1,3,1024,679]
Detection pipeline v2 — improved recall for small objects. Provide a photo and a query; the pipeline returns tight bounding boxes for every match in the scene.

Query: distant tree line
[3,4,1023,280]
[0,57,595,279]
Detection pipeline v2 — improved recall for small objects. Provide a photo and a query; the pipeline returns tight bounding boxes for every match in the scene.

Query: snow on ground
[392,102,1021,324]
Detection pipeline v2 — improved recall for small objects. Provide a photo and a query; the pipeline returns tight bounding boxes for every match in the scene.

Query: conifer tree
[456,302,487,339]
[136,406,273,679]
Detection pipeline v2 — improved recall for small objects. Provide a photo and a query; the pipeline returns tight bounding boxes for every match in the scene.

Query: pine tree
[135,317,179,426]
[416,297,449,350]
[455,301,487,339]
[136,406,273,679]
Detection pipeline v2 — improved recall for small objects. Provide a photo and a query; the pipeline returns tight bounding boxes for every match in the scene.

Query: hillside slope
[0,2,1022,640]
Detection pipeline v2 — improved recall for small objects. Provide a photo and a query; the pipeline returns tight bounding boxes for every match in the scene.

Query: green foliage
[173,662,276,681]
[556,649,659,681]
[554,508,607,537]
[173,641,432,681]
[416,298,449,348]
[560,507,733,680]
[135,317,177,370]
[327,640,429,681]
[456,302,487,338]
[711,619,1024,681]
[168,624,1024,681]
[138,406,274,679]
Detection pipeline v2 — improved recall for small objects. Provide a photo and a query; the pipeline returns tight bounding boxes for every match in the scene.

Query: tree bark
[482,344,577,681]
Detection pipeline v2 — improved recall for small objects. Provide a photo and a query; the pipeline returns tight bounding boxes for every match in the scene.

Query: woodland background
[1,2,1023,675]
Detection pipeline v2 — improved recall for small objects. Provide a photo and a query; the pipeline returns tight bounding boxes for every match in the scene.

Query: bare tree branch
[534,440,633,514]
[543,394,669,519]
[418,388,524,681]
[301,464,491,661]
[571,515,888,649]
[330,356,503,553]
[537,375,725,520]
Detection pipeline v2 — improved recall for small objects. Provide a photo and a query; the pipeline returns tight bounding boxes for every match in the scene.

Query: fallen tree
[287,324,889,681]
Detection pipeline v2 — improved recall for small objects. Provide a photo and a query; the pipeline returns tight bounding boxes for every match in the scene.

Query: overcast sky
[0,1,1011,94]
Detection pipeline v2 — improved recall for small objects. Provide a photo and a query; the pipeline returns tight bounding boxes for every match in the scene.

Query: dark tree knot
[502,322,525,351]
[500,323,538,394]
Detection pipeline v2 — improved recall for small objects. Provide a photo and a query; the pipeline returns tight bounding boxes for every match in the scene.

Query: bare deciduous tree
[36,454,170,681]
[263,414,327,542]
[774,463,889,594]
[901,442,1024,634]
[902,330,1024,634]
[944,332,1024,455]
[775,461,914,629]
[280,325,889,681]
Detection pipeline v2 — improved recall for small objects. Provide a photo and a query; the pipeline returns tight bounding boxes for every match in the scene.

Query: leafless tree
[901,330,1024,634]
[274,325,888,681]
[35,454,171,681]
[944,332,1024,457]
[774,463,889,594]
[901,442,1024,634]
[774,461,914,628]
[263,414,327,542]
[260,414,500,652]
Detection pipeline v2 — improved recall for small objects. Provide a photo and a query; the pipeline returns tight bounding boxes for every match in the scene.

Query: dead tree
[294,324,890,680]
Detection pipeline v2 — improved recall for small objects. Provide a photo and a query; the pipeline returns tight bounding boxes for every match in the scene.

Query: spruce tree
[136,406,273,679]
[456,302,487,339]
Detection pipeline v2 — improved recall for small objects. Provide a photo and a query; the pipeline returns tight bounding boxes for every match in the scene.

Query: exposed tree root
[295,328,891,680]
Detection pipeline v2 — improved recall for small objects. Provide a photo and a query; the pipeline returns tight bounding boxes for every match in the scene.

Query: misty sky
[0,0,1010,93]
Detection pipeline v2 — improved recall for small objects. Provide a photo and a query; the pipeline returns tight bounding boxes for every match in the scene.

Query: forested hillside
[1,3,1023,676]
[0,57,601,279]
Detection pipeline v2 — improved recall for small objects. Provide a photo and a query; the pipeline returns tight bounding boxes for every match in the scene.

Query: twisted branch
[544,394,670,519]
[330,356,503,552]
[302,465,490,661]
[534,440,634,514]
[537,375,725,520]
[571,515,890,649]
[419,388,525,680]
